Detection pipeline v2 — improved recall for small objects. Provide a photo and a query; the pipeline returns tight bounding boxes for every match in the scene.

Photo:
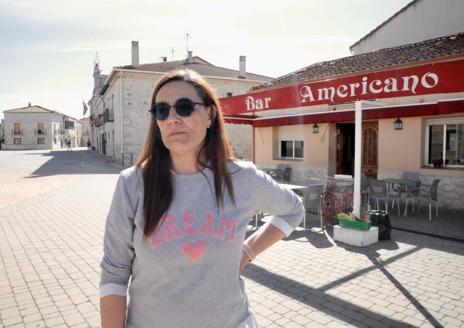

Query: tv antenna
[185,32,191,57]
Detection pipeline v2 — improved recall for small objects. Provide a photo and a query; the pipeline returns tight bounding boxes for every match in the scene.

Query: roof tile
[255,32,464,90]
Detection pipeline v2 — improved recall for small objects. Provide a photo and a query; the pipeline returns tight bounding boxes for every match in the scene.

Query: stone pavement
[0,149,463,328]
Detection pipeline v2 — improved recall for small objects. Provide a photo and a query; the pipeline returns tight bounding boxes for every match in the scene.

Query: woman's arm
[240,223,285,273]
[101,295,127,328]
[239,164,305,272]
[100,173,136,326]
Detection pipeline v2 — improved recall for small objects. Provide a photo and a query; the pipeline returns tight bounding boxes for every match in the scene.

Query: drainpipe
[119,70,124,164]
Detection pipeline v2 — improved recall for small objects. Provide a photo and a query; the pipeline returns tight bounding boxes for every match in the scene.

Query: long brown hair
[136,69,235,238]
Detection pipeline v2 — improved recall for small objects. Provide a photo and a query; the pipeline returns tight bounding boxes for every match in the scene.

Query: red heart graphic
[181,241,207,261]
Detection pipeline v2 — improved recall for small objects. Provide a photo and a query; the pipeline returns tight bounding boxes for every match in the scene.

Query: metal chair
[283,167,292,183]
[399,172,421,215]
[303,184,324,230]
[417,179,441,221]
[274,164,290,181]
[368,179,401,215]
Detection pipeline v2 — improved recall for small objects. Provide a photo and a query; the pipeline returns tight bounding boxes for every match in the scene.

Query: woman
[100,69,304,328]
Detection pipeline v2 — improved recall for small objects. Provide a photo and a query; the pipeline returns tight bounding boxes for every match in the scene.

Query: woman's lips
[168,131,187,137]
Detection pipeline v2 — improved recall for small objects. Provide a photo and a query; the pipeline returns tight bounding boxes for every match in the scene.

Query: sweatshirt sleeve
[249,166,304,237]
[100,173,136,298]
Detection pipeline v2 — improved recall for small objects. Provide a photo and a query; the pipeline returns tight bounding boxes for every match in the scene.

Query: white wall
[351,0,464,54]
[4,112,64,150]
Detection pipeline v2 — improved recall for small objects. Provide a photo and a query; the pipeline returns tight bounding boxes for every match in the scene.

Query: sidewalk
[1,149,463,327]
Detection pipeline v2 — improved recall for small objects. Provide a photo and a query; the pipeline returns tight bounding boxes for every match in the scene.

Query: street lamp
[312,123,320,134]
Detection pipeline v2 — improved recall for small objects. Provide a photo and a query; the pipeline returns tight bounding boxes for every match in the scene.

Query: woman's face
[155,81,211,159]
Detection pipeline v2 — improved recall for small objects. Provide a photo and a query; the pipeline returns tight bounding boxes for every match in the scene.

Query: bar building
[222,32,464,210]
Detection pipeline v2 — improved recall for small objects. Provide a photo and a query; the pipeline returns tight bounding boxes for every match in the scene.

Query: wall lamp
[312,123,320,134]
[394,118,403,130]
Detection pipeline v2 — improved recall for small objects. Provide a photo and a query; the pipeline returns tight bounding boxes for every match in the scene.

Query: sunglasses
[149,97,206,121]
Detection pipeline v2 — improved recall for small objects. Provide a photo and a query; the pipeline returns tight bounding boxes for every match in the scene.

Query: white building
[89,41,272,164]
[80,117,91,147]
[350,0,464,55]
[0,119,4,149]
[3,105,83,150]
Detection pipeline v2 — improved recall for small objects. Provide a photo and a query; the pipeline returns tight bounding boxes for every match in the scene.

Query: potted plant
[337,207,371,231]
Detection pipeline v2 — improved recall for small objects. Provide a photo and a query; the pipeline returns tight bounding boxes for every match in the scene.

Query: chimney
[28,102,31,107]
[162,56,167,62]
[131,41,139,66]
[239,56,246,79]
[187,51,193,63]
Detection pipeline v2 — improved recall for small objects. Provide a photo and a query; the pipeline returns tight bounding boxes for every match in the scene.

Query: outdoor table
[383,178,419,216]
[279,183,307,191]
[251,183,307,230]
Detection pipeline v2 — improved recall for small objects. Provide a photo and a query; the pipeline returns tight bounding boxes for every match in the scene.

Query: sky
[0,0,411,120]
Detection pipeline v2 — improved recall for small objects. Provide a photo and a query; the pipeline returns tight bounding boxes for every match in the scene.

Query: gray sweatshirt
[100,161,304,328]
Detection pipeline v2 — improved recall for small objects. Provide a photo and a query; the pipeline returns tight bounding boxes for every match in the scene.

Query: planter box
[334,225,378,247]
[338,218,371,230]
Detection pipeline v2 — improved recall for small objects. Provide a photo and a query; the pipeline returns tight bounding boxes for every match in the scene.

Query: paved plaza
[0,149,463,328]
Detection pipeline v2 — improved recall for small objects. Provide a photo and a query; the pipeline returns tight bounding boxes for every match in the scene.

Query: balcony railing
[12,129,23,135]
[35,129,46,135]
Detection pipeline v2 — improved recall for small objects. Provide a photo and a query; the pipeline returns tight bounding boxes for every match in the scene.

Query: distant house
[89,41,272,164]
[0,118,4,149]
[3,104,83,150]
[350,0,464,55]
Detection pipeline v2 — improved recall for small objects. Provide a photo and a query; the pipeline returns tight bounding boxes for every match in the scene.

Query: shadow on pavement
[389,209,464,242]
[244,240,445,328]
[26,149,122,177]
[284,229,334,249]
[243,263,412,328]
[369,256,444,328]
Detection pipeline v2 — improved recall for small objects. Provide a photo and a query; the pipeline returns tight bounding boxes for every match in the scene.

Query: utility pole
[185,32,191,57]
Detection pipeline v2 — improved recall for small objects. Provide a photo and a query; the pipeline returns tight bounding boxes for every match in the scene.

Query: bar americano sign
[220,59,464,115]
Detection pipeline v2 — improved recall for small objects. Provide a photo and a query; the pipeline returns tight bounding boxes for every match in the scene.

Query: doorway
[102,133,107,155]
[336,121,378,178]
[336,123,354,176]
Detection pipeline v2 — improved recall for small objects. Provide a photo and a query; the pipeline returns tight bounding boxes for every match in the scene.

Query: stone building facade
[89,44,271,164]
[79,117,91,147]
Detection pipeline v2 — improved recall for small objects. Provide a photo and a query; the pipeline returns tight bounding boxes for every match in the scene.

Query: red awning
[224,99,464,127]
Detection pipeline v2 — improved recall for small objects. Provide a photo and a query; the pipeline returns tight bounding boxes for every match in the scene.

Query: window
[65,121,74,129]
[14,138,21,144]
[37,138,45,144]
[37,123,45,134]
[14,123,21,135]
[280,140,304,159]
[425,118,464,167]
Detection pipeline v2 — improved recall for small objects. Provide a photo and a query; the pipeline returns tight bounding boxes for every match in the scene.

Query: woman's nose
[166,107,181,122]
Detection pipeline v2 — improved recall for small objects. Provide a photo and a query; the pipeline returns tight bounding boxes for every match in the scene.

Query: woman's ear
[207,106,214,127]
